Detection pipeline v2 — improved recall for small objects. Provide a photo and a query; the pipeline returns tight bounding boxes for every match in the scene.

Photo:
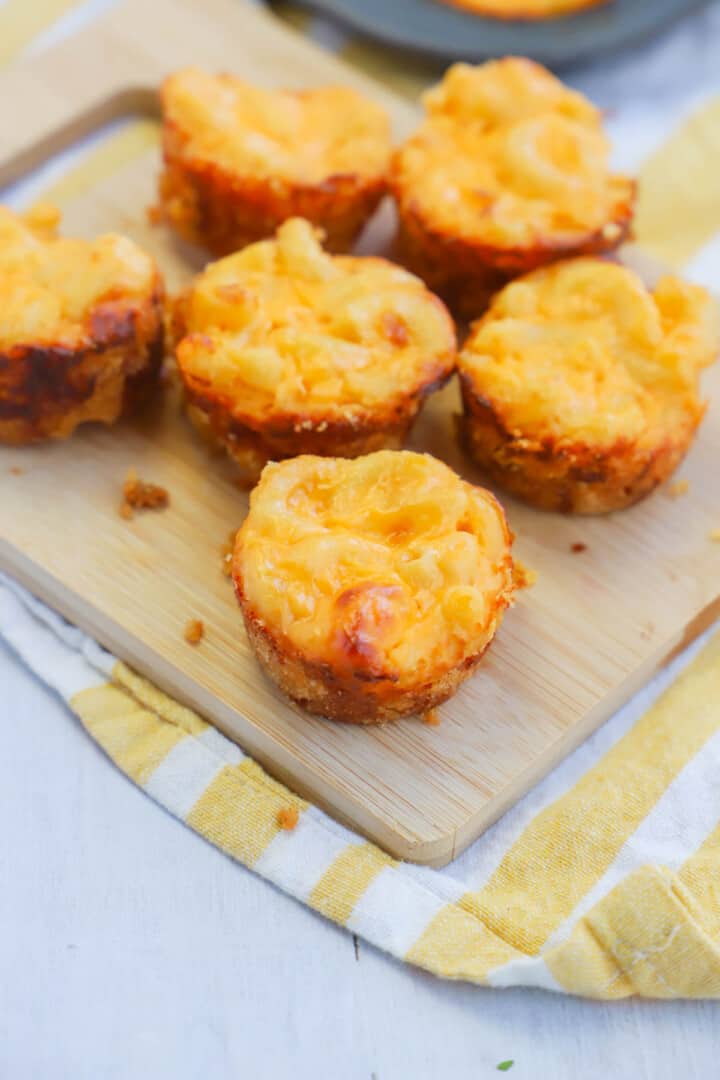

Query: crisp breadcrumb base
[458,384,703,514]
[240,600,493,725]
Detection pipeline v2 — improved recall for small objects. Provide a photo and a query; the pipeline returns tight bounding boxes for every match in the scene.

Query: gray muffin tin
[299,0,710,66]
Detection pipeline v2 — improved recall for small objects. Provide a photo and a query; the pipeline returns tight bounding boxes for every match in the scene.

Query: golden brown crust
[457,259,719,513]
[459,372,702,513]
[394,201,633,321]
[0,279,164,444]
[0,203,164,444]
[233,451,516,724]
[390,59,635,320]
[159,70,391,255]
[239,598,492,724]
[175,218,456,482]
[159,149,386,256]
[184,397,422,486]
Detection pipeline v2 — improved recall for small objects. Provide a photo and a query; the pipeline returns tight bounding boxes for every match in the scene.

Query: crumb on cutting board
[668,479,689,498]
[220,529,237,577]
[570,542,588,554]
[513,559,537,589]
[119,467,169,518]
[710,529,720,542]
[184,618,204,645]
[423,708,441,726]
[277,806,299,831]
[601,222,622,242]
[8,465,23,475]
[146,203,163,225]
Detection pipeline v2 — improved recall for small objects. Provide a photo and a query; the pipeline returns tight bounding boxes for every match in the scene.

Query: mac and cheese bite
[458,258,720,513]
[390,59,635,318]
[175,218,456,482]
[438,0,608,18]
[0,204,164,444]
[159,68,391,255]
[233,451,516,723]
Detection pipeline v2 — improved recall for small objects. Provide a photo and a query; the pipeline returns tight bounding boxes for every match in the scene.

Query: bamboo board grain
[0,0,719,865]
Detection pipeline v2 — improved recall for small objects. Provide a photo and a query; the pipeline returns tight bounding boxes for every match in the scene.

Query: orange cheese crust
[159,68,391,255]
[437,0,609,18]
[390,59,635,319]
[175,218,456,482]
[233,451,516,723]
[458,258,720,513]
[0,204,164,444]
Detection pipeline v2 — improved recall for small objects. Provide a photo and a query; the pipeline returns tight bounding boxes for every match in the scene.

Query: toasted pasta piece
[0,204,164,444]
[233,451,516,723]
[158,68,391,255]
[458,258,720,513]
[391,59,635,319]
[437,0,608,18]
[175,218,456,482]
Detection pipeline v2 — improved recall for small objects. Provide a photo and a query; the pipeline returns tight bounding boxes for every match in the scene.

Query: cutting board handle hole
[0,87,158,197]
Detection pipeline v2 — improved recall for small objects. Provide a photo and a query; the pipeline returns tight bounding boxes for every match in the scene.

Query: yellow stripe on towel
[38,118,159,208]
[635,97,720,267]
[678,823,720,942]
[0,0,78,66]
[449,631,720,958]
[187,759,307,866]
[73,683,187,786]
[113,661,209,738]
[546,866,720,999]
[309,843,393,925]
[406,902,522,981]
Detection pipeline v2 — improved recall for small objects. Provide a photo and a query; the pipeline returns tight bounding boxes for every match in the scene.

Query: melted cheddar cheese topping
[177,218,455,421]
[162,68,391,185]
[459,258,720,446]
[422,59,600,128]
[393,59,632,249]
[235,451,515,684]
[0,204,156,350]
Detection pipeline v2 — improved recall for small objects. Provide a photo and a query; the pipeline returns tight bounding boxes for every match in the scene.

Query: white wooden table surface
[2,641,719,1080]
[4,3,720,1075]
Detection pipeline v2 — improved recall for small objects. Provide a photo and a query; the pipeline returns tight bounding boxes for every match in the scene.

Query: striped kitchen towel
[3,573,720,998]
[2,0,720,999]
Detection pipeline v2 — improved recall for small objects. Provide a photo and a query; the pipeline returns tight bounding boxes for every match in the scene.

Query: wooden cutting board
[1,0,718,866]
